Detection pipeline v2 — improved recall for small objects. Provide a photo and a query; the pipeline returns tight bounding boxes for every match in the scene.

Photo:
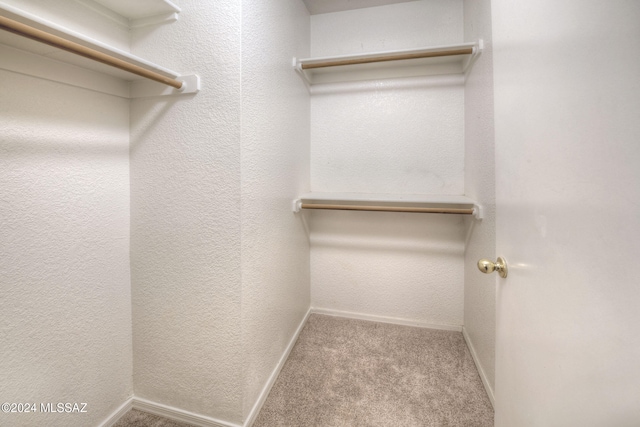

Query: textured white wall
[0,70,132,426]
[492,1,640,424]
[240,0,310,420]
[463,0,496,400]
[311,211,465,328]
[309,1,466,328]
[130,0,243,424]
[310,0,462,56]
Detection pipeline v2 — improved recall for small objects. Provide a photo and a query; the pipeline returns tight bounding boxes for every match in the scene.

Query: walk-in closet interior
[2,0,639,426]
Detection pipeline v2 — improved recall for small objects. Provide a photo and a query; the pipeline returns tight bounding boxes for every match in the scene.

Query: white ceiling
[302,0,419,15]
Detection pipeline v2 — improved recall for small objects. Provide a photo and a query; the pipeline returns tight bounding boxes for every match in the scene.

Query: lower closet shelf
[293,192,482,219]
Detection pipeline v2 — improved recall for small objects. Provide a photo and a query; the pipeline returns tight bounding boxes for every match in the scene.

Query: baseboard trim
[462,326,495,407]
[132,397,241,427]
[127,309,312,427]
[243,307,312,427]
[311,307,463,332]
[97,398,133,427]
[100,310,471,427]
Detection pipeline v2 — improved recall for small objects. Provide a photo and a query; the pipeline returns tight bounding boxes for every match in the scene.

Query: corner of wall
[239,0,311,421]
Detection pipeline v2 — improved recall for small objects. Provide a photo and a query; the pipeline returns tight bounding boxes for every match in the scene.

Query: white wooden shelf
[293,192,482,219]
[294,41,482,85]
[92,0,180,23]
[0,2,199,98]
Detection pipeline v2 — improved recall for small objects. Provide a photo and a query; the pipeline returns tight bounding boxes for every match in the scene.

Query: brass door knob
[477,257,508,278]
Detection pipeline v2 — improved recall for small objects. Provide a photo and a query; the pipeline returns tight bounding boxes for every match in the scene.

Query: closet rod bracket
[130,74,200,98]
[472,204,483,220]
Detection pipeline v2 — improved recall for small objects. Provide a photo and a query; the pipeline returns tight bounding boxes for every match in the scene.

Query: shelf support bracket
[463,39,483,78]
[130,74,200,98]
[293,199,303,213]
[292,57,312,89]
[472,203,484,220]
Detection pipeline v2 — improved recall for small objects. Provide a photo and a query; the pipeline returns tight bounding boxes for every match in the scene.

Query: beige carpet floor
[113,409,194,427]
[253,314,493,427]
[115,314,493,427]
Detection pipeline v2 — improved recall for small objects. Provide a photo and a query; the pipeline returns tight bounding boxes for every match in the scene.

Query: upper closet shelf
[92,0,180,24]
[0,2,199,98]
[294,41,482,85]
[293,192,483,219]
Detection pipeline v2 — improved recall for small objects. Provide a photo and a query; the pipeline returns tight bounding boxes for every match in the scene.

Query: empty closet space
[305,0,470,330]
[0,0,496,426]
[261,1,495,425]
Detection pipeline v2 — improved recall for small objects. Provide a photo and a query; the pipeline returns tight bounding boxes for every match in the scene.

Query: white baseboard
[462,326,495,407]
[106,309,468,427]
[243,307,312,427]
[97,398,133,427]
[311,307,463,332]
[132,397,241,427]
[126,309,312,427]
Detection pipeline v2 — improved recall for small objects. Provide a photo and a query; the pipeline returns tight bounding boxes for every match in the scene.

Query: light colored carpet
[114,315,493,427]
[253,314,494,427]
[113,409,195,427]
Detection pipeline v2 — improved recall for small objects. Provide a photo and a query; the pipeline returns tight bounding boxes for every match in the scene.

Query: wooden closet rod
[301,47,474,70]
[0,15,183,89]
[300,203,474,215]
